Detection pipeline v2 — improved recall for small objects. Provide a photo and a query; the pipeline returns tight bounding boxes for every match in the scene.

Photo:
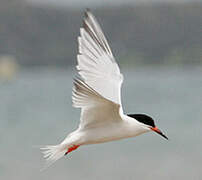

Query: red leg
[65,145,80,155]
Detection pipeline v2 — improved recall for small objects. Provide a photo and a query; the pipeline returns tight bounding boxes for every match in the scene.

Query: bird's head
[127,114,168,140]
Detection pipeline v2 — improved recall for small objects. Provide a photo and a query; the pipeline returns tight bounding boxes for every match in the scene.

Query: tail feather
[40,144,66,170]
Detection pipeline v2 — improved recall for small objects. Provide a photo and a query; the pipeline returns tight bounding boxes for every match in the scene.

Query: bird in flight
[41,9,168,167]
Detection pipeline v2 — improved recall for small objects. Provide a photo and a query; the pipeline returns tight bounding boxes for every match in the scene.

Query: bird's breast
[79,121,147,145]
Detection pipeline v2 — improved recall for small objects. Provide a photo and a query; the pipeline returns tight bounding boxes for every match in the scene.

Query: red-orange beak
[151,127,168,140]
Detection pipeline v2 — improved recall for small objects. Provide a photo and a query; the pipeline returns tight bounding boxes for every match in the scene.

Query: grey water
[0,66,202,180]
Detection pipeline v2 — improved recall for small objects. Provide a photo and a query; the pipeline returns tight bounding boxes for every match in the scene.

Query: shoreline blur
[0,0,201,66]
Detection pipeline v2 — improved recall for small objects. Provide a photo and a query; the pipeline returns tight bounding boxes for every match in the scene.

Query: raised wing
[72,78,122,129]
[77,10,123,105]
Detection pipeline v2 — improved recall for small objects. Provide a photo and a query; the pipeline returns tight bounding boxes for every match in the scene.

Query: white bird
[41,9,168,167]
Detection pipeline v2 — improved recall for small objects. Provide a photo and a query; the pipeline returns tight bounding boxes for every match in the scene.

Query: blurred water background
[0,0,202,179]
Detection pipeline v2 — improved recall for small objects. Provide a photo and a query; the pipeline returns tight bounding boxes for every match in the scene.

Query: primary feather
[77,10,123,105]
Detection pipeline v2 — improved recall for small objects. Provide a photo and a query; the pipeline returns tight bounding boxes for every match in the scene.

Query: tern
[41,9,168,167]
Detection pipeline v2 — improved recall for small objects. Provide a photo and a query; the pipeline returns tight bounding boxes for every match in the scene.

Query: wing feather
[76,10,123,105]
[73,10,124,128]
[72,78,122,129]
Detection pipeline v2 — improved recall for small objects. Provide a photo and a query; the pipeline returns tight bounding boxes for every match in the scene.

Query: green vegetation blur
[0,0,201,66]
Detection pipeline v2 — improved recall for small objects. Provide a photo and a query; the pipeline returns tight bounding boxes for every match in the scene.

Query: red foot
[65,145,80,155]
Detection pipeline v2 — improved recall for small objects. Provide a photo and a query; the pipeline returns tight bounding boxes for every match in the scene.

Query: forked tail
[40,144,66,170]
[40,143,80,170]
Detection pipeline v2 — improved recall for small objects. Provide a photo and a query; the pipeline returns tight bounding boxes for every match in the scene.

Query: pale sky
[27,0,201,8]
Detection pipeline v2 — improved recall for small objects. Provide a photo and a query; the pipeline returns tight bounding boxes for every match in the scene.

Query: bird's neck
[121,114,150,137]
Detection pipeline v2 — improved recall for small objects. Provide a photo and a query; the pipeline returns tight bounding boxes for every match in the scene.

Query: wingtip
[83,8,92,28]
[84,8,91,17]
[85,8,91,13]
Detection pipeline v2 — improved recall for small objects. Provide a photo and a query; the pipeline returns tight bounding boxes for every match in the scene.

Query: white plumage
[77,11,123,105]
[72,78,122,129]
